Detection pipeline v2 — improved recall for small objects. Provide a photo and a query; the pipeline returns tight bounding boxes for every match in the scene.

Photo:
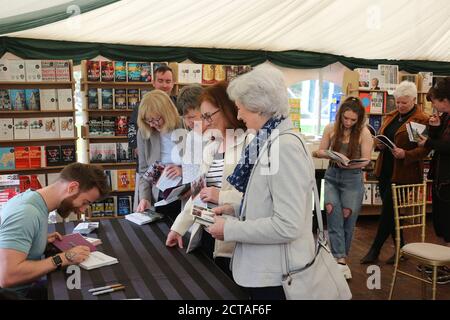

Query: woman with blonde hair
[135,90,187,222]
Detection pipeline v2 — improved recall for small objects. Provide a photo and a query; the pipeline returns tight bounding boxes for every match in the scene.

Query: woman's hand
[166,230,183,248]
[429,114,441,127]
[200,187,220,204]
[47,232,63,244]
[391,147,406,159]
[136,199,151,212]
[165,165,182,179]
[312,150,323,158]
[206,217,225,241]
[375,140,386,150]
[417,134,428,147]
[211,204,235,216]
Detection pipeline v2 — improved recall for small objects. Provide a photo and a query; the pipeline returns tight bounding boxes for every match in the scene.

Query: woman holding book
[417,77,450,249]
[135,90,187,222]
[361,81,429,264]
[166,81,248,277]
[312,97,373,279]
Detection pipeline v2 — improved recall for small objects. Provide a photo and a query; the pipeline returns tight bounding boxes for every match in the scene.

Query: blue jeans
[324,167,364,259]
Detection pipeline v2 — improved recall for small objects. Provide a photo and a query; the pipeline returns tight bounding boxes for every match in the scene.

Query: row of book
[0,88,73,111]
[0,59,71,82]
[359,91,396,115]
[0,117,75,141]
[88,88,147,110]
[89,142,133,163]
[89,195,134,218]
[0,145,76,170]
[362,184,382,205]
[86,60,167,83]
[88,116,128,136]
[105,169,136,192]
[171,63,252,84]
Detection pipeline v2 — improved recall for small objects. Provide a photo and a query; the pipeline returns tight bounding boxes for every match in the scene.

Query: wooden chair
[389,182,450,300]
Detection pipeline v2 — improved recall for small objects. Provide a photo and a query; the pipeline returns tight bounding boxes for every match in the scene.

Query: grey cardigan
[223,118,316,288]
[136,125,187,203]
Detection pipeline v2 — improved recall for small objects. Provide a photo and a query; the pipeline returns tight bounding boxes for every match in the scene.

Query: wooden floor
[347,216,450,300]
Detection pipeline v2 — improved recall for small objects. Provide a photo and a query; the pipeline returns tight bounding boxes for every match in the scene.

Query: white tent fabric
[4,0,450,62]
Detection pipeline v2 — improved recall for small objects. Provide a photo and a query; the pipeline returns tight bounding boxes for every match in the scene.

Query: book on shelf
[418,72,433,92]
[14,146,30,169]
[101,116,116,136]
[385,94,396,113]
[13,118,30,140]
[56,89,73,110]
[325,150,369,166]
[101,61,115,82]
[359,91,372,113]
[5,60,26,81]
[54,60,71,82]
[406,121,428,142]
[41,60,56,81]
[9,89,26,110]
[25,60,42,82]
[354,68,371,89]
[114,89,127,109]
[60,145,76,164]
[0,119,14,141]
[45,146,62,166]
[140,62,152,82]
[114,61,127,82]
[100,88,114,110]
[378,64,398,92]
[0,147,15,170]
[370,91,385,115]
[127,62,143,82]
[214,65,226,82]
[115,116,128,136]
[52,232,97,252]
[103,196,116,217]
[0,89,11,110]
[89,143,117,163]
[59,117,75,138]
[127,89,139,110]
[29,146,43,168]
[87,60,100,82]
[79,251,118,270]
[117,195,132,216]
[116,142,132,162]
[372,184,382,205]
[202,64,215,84]
[39,89,58,110]
[88,116,102,135]
[25,89,40,110]
[88,88,98,109]
[368,115,382,135]
[373,134,396,150]
[362,184,372,205]
[125,209,163,225]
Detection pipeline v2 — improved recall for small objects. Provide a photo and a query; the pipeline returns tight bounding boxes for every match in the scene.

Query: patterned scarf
[227,116,285,194]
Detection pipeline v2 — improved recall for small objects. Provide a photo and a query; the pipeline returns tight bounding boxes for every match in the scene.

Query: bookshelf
[0,59,78,208]
[80,60,138,220]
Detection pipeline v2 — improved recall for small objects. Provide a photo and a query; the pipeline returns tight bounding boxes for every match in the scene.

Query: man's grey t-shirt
[0,189,48,297]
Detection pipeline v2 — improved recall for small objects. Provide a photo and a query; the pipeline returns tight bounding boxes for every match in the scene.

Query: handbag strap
[276,131,327,275]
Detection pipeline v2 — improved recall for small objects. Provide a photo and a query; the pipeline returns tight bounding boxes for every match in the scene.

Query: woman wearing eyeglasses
[166,81,248,277]
[135,90,187,221]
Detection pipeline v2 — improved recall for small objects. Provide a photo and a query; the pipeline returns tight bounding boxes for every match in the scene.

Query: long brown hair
[200,81,246,130]
[332,97,366,159]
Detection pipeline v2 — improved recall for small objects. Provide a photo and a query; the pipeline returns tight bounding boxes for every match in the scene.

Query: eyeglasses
[144,116,162,125]
[200,109,220,123]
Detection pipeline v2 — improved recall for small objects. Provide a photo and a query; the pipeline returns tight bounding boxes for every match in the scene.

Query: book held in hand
[325,150,369,166]
[192,205,215,226]
[125,209,163,225]
[73,222,99,234]
[52,233,97,252]
[80,251,118,270]
[373,134,396,150]
[406,121,428,142]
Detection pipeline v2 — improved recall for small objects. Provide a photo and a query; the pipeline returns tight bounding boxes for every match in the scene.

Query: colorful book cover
[88,116,102,136]
[9,89,26,110]
[359,92,372,113]
[30,174,44,190]
[45,146,61,166]
[29,146,42,168]
[385,94,396,113]
[25,89,40,111]
[202,64,215,84]
[19,175,31,192]
[129,169,136,189]
[114,61,126,82]
[0,89,11,110]
[101,88,114,109]
[0,147,15,170]
[114,89,127,109]
[370,91,385,115]
[127,62,142,82]
[60,145,76,164]
[54,60,71,82]
[14,146,30,169]
[355,68,371,89]
[368,115,382,135]
[127,89,139,110]
[214,65,226,82]
[115,116,128,136]
[117,195,132,216]
[103,197,116,216]
[100,61,114,82]
[41,60,56,81]
[102,116,115,136]
[116,169,131,191]
[88,88,98,109]
[140,62,152,82]
[87,60,100,82]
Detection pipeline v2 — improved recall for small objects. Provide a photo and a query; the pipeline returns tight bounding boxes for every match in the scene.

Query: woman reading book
[360,81,429,265]
[312,96,373,279]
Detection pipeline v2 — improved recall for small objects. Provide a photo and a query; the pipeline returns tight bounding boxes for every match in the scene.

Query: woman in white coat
[208,65,316,300]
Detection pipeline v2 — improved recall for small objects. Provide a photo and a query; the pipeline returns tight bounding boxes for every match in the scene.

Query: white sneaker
[338,263,352,280]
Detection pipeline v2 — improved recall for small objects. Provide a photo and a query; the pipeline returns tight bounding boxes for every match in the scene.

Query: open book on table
[406,121,428,143]
[79,251,118,270]
[325,150,369,166]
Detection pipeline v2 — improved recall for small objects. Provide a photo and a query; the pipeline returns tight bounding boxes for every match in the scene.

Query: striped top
[206,152,224,188]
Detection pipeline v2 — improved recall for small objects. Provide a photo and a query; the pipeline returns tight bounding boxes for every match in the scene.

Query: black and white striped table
[47,219,246,300]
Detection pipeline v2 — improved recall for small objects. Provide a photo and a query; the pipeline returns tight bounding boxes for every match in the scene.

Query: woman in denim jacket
[313,97,373,280]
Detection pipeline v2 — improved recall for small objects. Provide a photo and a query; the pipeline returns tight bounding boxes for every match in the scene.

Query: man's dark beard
[56,194,79,219]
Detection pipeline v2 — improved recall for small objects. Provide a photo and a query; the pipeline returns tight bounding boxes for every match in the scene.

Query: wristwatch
[51,254,63,270]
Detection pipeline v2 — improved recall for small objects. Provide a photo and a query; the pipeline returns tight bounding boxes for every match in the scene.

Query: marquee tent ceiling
[1,0,449,63]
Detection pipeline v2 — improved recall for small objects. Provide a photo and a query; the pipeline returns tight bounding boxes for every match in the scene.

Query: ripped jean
[324,167,364,259]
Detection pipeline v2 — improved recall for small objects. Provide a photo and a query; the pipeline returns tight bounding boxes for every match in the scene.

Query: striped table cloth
[47,219,246,300]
